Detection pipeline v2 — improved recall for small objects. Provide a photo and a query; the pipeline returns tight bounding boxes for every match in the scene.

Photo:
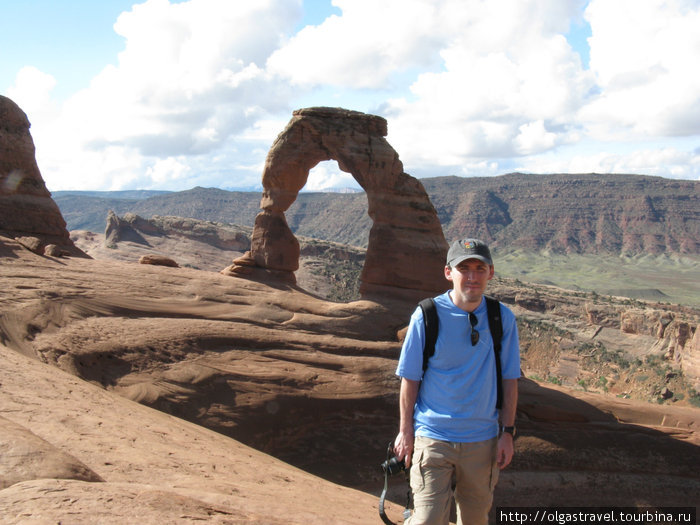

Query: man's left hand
[496,433,514,469]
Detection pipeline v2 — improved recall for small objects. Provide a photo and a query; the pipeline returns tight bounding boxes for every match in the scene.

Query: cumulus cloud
[269,0,699,181]
[6,0,700,191]
[34,0,303,190]
[74,0,300,154]
[268,0,446,89]
[304,160,360,191]
[581,0,700,139]
[378,0,593,170]
[6,66,57,117]
[517,143,700,180]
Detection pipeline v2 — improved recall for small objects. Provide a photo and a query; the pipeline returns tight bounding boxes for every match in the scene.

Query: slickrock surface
[0,237,402,524]
[0,338,379,524]
[1,237,698,523]
[224,107,448,302]
[0,95,85,257]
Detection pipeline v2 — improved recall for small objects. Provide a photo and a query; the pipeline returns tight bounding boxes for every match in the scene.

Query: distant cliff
[425,173,699,255]
[55,172,699,256]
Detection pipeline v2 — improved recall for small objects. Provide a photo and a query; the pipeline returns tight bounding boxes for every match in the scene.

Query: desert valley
[1,96,699,523]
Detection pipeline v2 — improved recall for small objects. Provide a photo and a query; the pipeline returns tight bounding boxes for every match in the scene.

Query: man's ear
[488,265,495,280]
[444,265,453,282]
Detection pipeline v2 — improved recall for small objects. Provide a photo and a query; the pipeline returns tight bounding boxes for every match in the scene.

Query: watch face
[502,425,516,437]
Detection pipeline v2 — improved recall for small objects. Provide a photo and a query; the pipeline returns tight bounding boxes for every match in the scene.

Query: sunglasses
[469,312,479,346]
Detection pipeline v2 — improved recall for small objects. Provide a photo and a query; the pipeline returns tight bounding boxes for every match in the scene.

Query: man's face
[445,258,495,304]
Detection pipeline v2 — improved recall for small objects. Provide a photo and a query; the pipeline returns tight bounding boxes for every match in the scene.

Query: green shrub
[689,391,700,408]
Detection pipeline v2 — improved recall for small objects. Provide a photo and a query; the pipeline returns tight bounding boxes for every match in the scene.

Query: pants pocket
[488,439,500,491]
[410,445,426,492]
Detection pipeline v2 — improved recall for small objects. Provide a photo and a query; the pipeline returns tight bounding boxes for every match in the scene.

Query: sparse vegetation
[298,239,364,302]
[689,390,700,408]
[596,376,608,392]
[506,276,699,407]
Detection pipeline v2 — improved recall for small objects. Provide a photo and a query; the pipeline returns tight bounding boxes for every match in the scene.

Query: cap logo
[464,241,475,250]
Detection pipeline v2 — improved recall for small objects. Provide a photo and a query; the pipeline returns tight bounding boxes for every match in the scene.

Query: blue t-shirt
[396,291,521,443]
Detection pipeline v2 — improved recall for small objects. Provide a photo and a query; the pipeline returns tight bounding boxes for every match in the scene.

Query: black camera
[381,455,406,475]
[381,443,406,476]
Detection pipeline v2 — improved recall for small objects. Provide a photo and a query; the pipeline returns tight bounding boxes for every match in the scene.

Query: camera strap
[379,470,411,525]
[379,444,412,525]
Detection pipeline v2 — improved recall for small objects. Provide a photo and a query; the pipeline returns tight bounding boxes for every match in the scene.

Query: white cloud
[381,0,592,171]
[267,0,445,89]
[268,0,699,182]
[515,120,558,155]
[6,66,57,118]
[239,118,290,143]
[581,0,700,138]
[6,0,700,192]
[33,0,303,190]
[518,144,700,180]
[304,160,360,191]
[75,0,300,154]
[144,157,191,185]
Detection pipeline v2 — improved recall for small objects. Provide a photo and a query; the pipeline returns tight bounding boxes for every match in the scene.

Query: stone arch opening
[304,160,361,194]
[223,107,449,303]
[287,159,369,248]
[290,159,370,302]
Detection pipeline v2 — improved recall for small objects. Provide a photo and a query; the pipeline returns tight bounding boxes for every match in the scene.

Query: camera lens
[381,456,405,475]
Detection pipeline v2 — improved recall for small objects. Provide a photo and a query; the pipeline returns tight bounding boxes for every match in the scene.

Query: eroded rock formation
[138,254,179,268]
[0,415,104,489]
[0,95,85,257]
[223,107,448,301]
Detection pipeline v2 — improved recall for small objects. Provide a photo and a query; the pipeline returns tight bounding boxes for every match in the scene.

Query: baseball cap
[446,238,493,267]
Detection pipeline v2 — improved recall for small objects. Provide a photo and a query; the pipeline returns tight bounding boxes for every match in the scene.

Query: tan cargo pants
[406,435,499,525]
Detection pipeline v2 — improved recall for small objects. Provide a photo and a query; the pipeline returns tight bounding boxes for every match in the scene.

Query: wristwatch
[500,425,516,437]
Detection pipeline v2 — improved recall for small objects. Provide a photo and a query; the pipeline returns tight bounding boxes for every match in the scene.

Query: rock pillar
[0,95,86,257]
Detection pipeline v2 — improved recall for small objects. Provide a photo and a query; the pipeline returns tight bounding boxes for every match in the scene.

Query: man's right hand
[396,378,420,468]
[393,430,414,468]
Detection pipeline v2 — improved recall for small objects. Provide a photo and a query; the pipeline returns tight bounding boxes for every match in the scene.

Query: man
[394,238,521,525]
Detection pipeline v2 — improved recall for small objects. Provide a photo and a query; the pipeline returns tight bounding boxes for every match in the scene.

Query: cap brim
[448,254,493,267]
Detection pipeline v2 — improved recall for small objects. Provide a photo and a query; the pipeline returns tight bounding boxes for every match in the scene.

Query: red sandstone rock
[43,244,62,257]
[139,254,179,267]
[684,326,700,390]
[0,96,87,258]
[0,416,104,489]
[223,107,448,301]
[14,236,43,255]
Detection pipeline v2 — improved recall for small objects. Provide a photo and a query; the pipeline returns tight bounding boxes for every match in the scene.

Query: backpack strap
[418,298,438,373]
[485,295,504,410]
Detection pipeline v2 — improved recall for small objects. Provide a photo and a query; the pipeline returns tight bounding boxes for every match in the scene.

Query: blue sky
[1,0,699,192]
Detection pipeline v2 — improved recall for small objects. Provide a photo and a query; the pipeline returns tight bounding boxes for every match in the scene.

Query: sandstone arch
[223,107,448,302]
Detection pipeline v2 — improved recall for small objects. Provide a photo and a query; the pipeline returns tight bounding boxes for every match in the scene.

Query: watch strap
[501,425,516,437]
